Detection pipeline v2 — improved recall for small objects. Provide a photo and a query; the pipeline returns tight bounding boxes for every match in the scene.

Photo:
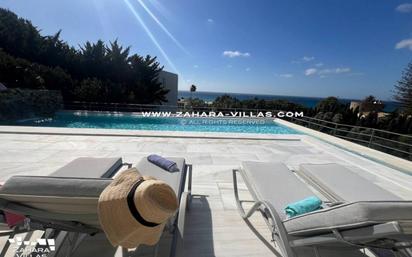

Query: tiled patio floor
[0,131,411,257]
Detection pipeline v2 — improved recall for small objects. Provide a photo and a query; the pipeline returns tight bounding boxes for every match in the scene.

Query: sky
[1,0,412,100]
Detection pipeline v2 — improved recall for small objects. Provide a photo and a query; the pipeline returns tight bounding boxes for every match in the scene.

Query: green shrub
[0,49,75,97]
[0,88,62,121]
[74,78,107,102]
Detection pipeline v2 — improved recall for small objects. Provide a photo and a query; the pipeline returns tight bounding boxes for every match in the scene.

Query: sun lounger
[0,157,127,231]
[297,163,412,256]
[50,157,130,178]
[134,157,192,256]
[233,161,412,257]
[297,163,401,202]
[0,157,192,257]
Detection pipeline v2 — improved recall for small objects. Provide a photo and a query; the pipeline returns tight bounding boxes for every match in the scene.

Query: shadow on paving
[182,194,216,257]
[71,195,215,257]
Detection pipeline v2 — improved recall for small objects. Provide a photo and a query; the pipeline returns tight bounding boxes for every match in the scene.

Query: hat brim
[98,169,171,248]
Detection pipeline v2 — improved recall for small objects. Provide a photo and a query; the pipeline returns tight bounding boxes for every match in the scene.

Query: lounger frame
[233,168,412,257]
[233,169,296,257]
[0,163,192,257]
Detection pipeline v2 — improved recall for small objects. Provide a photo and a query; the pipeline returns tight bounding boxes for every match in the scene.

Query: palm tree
[190,84,197,99]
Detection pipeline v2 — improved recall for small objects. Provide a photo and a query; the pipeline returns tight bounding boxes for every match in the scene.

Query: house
[158,71,178,107]
[350,100,385,113]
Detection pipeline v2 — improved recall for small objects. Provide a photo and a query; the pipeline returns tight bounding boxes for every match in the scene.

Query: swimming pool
[5,112,300,134]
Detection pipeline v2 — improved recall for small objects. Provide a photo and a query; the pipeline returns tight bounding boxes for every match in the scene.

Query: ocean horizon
[178,91,400,112]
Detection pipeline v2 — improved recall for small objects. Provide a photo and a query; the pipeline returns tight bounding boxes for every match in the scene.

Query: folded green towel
[285,196,322,218]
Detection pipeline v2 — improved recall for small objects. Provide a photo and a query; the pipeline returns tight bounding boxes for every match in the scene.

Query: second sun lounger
[233,161,412,257]
[297,163,401,202]
[297,163,412,256]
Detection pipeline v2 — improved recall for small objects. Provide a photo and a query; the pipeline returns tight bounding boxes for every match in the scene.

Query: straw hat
[98,168,178,248]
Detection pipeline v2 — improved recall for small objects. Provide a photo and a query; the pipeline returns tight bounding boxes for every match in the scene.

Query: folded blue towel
[147,154,179,172]
[285,196,322,218]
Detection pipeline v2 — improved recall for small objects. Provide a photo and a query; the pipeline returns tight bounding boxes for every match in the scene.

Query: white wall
[158,70,178,107]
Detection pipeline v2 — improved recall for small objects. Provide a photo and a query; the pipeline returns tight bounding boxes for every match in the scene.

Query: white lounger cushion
[298,163,401,202]
[241,162,412,237]
[50,157,123,178]
[0,176,111,227]
[242,161,315,220]
[284,201,412,236]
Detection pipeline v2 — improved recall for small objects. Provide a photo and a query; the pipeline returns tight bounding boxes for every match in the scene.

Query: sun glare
[136,0,189,55]
[123,0,180,74]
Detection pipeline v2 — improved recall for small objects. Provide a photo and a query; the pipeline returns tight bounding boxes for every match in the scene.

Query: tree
[363,95,376,104]
[128,55,167,104]
[332,113,343,123]
[74,78,107,102]
[79,40,108,79]
[315,97,341,113]
[359,112,378,128]
[0,49,74,95]
[360,95,384,113]
[212,95,242,109]
[394,62,412,115]
[187,98,207,111]
[0,8,169,105]
[105,40,131,83]
[190,84,197,99]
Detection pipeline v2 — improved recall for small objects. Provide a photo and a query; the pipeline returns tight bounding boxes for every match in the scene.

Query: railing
[288,116,412,161]
[64,102,178,112]
[63,101,284,113]
[63,101,412,161]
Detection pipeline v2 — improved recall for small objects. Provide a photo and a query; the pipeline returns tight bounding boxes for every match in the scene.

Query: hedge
[0,88,62,121]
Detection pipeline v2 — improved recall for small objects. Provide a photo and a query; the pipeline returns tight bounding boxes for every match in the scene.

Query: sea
[178,91,400,112]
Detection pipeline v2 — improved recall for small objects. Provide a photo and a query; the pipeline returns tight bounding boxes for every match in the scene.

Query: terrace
[1,2,411,256]
[0,122,411,257]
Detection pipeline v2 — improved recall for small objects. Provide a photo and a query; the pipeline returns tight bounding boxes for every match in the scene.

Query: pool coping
[0,125,302,141]
[3,119,409,173]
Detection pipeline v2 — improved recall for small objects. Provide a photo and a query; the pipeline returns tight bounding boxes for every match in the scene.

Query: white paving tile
[0,131,411,257]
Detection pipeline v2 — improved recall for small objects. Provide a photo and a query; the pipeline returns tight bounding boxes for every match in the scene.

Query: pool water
[8,112,299,134]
